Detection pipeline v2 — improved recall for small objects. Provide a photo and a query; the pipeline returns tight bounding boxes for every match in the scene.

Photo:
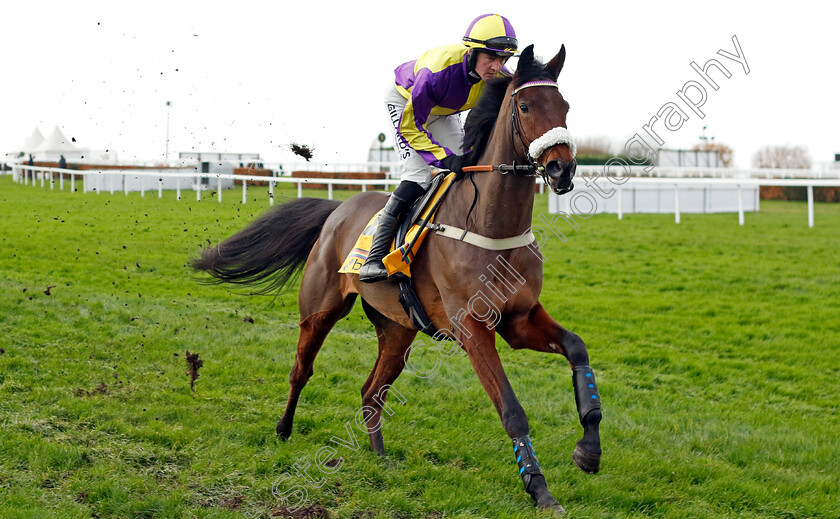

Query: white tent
[34,126,76,153]
[5,127,45,158]
[33,126,87,160]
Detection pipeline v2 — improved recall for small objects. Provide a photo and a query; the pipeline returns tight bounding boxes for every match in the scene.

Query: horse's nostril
[546,160,563,175]
[545,160,575,182]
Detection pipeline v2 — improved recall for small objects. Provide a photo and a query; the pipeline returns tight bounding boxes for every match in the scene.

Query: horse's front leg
[457,315,565,513]
[498,303,602,474]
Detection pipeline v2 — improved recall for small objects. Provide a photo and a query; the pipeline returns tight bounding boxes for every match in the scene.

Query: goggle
[463,36,518,56]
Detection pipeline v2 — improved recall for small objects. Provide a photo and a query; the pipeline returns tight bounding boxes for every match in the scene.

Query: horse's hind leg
[359,300,417,455]
[276,267,357,440]
[276,306,346,439]
[498,303,602,474]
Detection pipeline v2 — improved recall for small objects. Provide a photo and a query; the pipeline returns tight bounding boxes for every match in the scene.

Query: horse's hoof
[538,499,566,515]
[573,444,601,474]
[276,420,292,441]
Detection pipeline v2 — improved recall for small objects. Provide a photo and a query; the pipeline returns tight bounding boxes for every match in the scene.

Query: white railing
[10,165,402,205]
[551,176,840,228]
[577,165,840,179]
[11,164,838,228]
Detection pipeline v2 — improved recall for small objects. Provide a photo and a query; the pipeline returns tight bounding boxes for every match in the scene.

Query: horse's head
[509,45,576,195]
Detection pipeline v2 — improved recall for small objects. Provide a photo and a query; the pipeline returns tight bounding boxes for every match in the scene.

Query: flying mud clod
[186,350,203,391]
[290,143,314,161]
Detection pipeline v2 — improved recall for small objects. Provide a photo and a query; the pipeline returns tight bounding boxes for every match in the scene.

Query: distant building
[656,148,722,168]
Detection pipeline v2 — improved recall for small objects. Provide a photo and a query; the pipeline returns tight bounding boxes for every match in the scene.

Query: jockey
[359,13,518,283]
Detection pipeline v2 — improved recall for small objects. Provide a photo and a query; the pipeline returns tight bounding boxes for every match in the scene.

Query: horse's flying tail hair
[191,197,341,295]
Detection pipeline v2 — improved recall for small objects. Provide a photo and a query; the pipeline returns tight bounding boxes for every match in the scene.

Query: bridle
[509,80,577,195]
[454,80,576,246]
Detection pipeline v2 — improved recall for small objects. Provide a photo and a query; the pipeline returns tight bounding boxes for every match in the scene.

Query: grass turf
[1,175,838,518]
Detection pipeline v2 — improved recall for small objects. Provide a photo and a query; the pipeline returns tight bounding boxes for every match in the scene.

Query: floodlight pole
[699,125,708,150]
[165,101,172,162]
[377,132,386,172]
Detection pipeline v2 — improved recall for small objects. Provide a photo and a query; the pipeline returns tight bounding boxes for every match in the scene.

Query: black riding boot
[359,181,425,283]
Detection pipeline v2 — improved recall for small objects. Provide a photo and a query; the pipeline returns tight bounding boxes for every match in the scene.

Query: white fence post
[807,185,814,228]
[158,178,163,198]
[617,184,623,220]
[242,180,247,204]
[60,171,64,191]
[71,174,75,192]
[674,183,680,224]
[217,177,222,203]
[737,184,744,226]
[328,183,333,201]
[269,181,275,206]
[297,182,302,199]
[176,179,181,200]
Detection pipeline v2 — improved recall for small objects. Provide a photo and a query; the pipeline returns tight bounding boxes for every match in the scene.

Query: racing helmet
[462,14,518,57]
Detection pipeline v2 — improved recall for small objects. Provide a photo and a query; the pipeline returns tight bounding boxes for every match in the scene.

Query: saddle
[339,172,458,337]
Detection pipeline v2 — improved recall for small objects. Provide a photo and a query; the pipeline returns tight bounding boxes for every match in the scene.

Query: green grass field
[1,175,838,519]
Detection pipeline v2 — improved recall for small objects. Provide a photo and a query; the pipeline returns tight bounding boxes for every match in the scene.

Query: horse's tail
[191,197,341,294]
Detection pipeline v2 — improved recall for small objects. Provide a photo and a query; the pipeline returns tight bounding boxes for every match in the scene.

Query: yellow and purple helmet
[462,14,518,57]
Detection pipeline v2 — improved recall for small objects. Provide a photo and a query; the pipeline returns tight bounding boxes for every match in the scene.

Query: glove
[440,151,474,180]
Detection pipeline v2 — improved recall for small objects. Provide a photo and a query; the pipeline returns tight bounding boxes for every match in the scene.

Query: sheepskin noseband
[528,126,576,159]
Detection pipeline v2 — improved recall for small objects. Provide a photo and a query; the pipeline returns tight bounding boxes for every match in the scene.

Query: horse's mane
[463,77,511,156]
[463,50,556,158]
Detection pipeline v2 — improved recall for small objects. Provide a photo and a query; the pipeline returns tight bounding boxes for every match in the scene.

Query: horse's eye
[519,102,529,113]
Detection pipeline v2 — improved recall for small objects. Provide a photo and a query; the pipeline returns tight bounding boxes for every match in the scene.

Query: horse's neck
[441,94,535,238]
[472,158,536,238]
[471,100,536,238]
[445,156,536,240]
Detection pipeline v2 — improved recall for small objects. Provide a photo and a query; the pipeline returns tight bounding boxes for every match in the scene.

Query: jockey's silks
[393,44,510,167]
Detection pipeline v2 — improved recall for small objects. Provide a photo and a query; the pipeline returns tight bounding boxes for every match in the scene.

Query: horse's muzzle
[545,159,576,195]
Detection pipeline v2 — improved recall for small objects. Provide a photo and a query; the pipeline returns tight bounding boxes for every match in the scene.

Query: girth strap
[396,278,441,338]
[424,222,535,251]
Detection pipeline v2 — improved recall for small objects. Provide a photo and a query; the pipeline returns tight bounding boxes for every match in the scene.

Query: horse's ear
[546,45,566,79]
[515,44,535,75]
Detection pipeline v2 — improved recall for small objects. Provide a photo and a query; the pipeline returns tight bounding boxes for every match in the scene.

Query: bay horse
[193,44,601,513]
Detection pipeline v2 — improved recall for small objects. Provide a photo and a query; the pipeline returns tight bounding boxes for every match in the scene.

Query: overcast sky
[3,1,838,168]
